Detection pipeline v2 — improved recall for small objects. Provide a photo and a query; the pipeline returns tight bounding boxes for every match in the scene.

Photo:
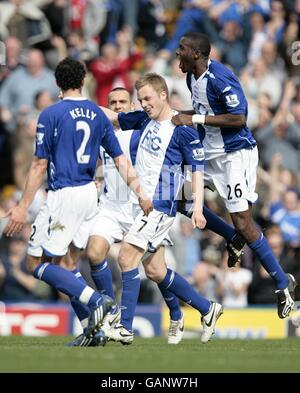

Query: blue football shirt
[35,97,123,190]
[187,60,256,160]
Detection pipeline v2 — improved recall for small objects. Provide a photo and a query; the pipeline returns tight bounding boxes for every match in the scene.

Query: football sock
[120,268,140,331]
[70,269,90,326]
[160,268,210,315]
[33,263,102,307]
[179,203,236,242]
[203,206,236,241]
[249,233,288,289]
[157,284,182,321]
[90,260,115,301]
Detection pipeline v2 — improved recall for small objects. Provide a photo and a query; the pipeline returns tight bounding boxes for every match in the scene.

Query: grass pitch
[0,336,299,373]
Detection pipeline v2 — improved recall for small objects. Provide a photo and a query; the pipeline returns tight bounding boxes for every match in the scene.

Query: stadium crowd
[0,0,300,309]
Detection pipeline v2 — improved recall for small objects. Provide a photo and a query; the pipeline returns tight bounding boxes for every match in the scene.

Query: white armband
[192,114,205,125]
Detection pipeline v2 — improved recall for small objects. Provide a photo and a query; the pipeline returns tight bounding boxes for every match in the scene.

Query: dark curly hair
[55,57,86,91]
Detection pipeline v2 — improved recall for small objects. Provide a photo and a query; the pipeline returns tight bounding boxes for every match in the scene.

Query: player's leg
[28,253,113,337]
[142,247,223,343]
[214,147,296,318]
[87,234,121,333]
[59,245,91,332]
[105,209,174,344]
[87,235,115,299]
[28,185,114,337]
[231,208,297,318]
[143,247,184,344]
[105,241,144,344]
[178,187,245,267]
[28,216,95,345]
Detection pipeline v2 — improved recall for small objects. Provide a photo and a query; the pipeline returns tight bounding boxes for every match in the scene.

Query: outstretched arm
[100,106,120,128]
[3,157,47,236]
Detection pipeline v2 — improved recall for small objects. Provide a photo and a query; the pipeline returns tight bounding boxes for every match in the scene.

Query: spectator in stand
[217,262,252,308]
[89,29,141,106]
[0,36,23,87]
[0,0,52,48]
[0,49,58,133]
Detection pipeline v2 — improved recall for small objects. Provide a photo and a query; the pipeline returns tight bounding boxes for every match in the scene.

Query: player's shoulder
[208,60,238,83]
[38,101,62,119]
[120,109,148,120]
[174,124,201,141]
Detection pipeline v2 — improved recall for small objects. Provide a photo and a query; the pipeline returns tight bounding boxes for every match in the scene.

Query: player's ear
[194,49,201,60]
[160,90,167,101]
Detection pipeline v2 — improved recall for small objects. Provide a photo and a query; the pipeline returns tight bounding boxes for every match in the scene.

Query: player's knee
[232,214,249,234]
[144,264,164,283]
[87,245,105,264]
[118,252,132,271]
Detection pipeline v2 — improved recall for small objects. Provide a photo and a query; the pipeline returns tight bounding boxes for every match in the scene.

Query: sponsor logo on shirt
[192,148,204,160]
[225,94,239,107]
[36,132,44,145]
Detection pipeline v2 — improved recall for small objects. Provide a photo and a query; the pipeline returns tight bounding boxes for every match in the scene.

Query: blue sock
[120,268,140,331]
[157,284,182,321]
[70,269,90,326]
[249,234,288,289]
[203,206,236,241]
[160,268,211,315]
[33,263,102,307]
[90,260,115,301]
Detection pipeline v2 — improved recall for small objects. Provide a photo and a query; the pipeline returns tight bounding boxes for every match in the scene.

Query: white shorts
[204,147,258,213]
[124,209,175,251]
[87,199,135,246]
[27,182,98,257]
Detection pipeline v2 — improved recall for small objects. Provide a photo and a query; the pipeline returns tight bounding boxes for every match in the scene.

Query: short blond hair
[135,73,169,98]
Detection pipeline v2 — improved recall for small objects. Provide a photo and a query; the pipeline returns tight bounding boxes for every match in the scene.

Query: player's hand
[2,205,27,237]
[138,197,153,216]
[191,210,206,229]
[171,114,193,126]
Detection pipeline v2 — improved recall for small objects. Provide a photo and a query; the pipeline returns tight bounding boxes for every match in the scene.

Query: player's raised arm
[100,106,120,128]
[3,157,48,236]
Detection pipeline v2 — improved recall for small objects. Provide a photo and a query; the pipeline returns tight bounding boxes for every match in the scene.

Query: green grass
[0,337,299,373]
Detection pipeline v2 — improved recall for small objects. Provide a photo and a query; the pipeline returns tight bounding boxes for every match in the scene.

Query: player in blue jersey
[102,74,223,344]
[172,32,297,319]
[3,57,152,342]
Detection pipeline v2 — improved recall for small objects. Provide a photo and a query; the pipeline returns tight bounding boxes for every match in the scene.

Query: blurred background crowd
[0,0,300,309]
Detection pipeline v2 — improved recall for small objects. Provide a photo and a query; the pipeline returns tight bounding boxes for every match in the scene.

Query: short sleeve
[214,72,247,115]
[34,109,53,160]
[177,125,205,172]
[118,110,149,130]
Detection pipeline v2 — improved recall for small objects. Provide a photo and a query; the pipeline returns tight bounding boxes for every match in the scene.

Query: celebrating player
[172,32,297,319]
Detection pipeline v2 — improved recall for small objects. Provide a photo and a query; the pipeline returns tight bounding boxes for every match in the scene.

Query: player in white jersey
[66,88,185,346]
[2,58,152,343]
[172,32,297,319]
[103,74,223,344]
